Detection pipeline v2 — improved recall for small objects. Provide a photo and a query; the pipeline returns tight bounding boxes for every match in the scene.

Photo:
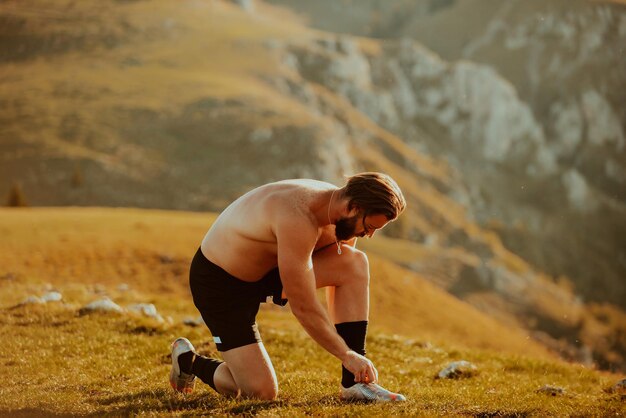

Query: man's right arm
[274,212,377,383]
[275,215,348,359]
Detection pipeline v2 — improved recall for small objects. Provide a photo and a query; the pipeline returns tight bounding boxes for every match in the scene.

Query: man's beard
[334,214,360,241]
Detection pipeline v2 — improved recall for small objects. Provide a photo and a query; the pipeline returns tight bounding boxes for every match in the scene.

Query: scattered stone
[249,127,273,143]
[41,291,62,302]
[127,303,164,323]
[117,283,130,292]
[536,385,565,396]
[20,296,44,305]
[436,361,478,379]
[158,254,174,264]
[79,298,123,315]
[183,316,205,327]
[562,169,597,212]
[608,378,626,395]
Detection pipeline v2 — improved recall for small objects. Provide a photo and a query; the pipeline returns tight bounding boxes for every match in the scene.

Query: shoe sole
[170,338,195,394]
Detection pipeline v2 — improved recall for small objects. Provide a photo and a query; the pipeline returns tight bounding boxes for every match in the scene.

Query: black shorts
[189,247,288,352]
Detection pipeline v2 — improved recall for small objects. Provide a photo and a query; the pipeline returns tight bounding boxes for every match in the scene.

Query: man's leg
[313,243,370,388]
[185,352,237,397]
[219,342,278,400]
[179,342,278,399]
[312,243,406,401]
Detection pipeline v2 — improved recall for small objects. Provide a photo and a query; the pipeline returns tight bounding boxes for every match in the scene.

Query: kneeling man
[170,172,407,402]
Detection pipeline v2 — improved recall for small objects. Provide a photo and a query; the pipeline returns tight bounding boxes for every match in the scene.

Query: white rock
[347,88,398,128]
[80,298,124,314]
[424,234,438,247]
[117,283,130,292]
[398,40,446,78]
[249,127,273,143]
[529,147,558,177]
[324,42,371,88]
[387,59,418,119]
[281,53,299,71]
[581,90,625,151]
[605,159,626,184]
[20,295,44,305]
[183,316,206,327]
[562,169,597,212]
[549,100,583,158]
[453,63,544,162]
[337,36,360,55]
[127,303,164,323]
[436,360,478,379]
[537,385,565,396]
[41,291,62,302]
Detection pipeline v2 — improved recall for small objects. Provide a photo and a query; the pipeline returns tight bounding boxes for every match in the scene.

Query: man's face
[334,212,390,241]
[335,214,360,241]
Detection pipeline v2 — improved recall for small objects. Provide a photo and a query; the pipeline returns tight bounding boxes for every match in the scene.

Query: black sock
[336,320,368,388]
[191,354,224,392]
[178,351,194,374]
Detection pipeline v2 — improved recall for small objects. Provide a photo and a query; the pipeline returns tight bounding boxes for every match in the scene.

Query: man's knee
[242,381,278,400]
[343,247,370,283]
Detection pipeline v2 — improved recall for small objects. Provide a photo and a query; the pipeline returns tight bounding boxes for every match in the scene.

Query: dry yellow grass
[0,207,624,416]
[1,207,548,357]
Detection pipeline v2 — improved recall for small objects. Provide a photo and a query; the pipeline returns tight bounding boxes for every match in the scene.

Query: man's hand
[342,350,379,384]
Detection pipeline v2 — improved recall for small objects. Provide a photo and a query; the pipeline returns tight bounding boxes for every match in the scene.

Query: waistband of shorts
[191,247,263,287]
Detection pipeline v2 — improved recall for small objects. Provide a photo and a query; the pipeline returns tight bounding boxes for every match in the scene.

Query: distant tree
[6,183,28,207]
[71,164,84,188]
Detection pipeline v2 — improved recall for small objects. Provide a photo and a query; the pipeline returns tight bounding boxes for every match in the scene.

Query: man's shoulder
[270,194,315,224]
[266,192,317,236]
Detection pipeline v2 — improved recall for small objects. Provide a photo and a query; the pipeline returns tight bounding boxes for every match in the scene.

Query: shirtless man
[169,172,407,402]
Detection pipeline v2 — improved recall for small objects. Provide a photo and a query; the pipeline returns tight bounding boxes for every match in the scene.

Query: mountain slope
[1,0,624,371]
[265,0,626,310]
[1,208,624,416]
[0,207,549,358]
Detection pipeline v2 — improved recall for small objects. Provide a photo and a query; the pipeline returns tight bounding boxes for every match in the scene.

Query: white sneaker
[169,337,196,394]
[340,382,407,402]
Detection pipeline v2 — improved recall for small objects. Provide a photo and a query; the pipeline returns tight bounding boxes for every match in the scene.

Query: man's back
[201,179,336,282]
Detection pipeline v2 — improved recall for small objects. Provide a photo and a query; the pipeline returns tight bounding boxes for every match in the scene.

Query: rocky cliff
[267,0,626,311]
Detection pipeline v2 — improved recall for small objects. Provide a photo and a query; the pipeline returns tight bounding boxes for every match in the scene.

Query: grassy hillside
[2,303,624,416]
[0,0,316,208]
[0,207,548,356]
[0,207,624,416]
[1,0,625,401]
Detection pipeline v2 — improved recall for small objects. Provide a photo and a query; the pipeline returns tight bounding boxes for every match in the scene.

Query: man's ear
[345,202,361,218]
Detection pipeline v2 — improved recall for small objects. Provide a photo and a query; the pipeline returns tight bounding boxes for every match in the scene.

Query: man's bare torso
[201,179,338,282]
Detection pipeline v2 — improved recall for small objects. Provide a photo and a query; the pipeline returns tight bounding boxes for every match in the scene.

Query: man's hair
[343,172,406,220]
